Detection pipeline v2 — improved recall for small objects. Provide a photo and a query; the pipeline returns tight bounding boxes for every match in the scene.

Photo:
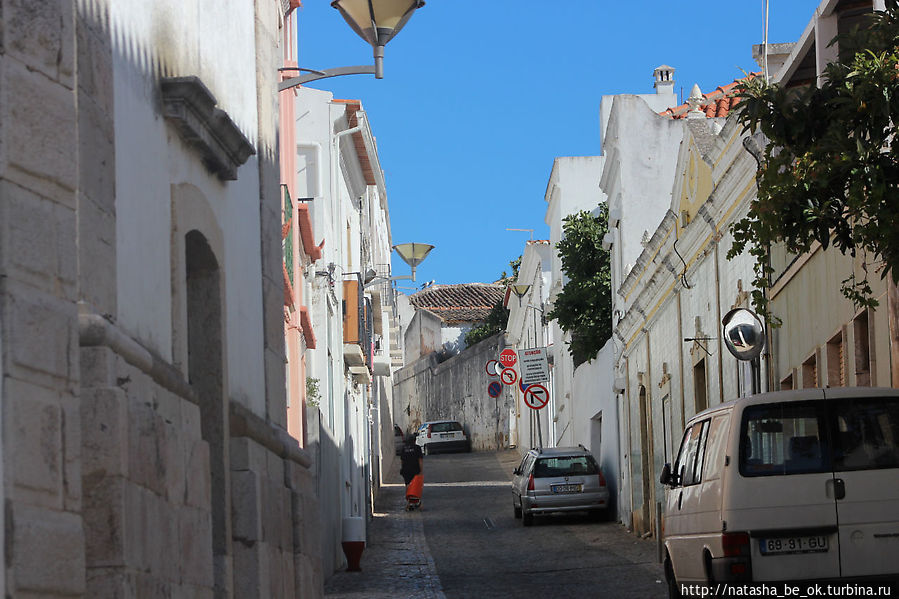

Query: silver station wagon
[511,446,610,526]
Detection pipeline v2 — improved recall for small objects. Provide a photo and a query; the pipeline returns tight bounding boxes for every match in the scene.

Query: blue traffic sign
[487,381,502,398]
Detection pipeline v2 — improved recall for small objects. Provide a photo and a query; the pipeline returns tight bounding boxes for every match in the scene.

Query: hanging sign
[487,381,502,398]
[523,383,550,410]
[517,347,549,385]
[500,367,519,386]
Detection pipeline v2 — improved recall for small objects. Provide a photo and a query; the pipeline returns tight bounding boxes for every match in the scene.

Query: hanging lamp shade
[393,243,434,268]
[331,0,425,47]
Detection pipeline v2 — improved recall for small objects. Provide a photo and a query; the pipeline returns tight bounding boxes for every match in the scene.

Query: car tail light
[598,470,607,487]
[427,425,432,438]
[527,474,535,491]
[722,532,751,557]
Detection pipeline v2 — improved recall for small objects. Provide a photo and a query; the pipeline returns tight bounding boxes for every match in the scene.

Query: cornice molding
[161,76,255,181]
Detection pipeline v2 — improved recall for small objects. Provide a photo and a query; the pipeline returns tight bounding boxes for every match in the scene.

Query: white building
[294,87,400,579]
[543,157,607,448]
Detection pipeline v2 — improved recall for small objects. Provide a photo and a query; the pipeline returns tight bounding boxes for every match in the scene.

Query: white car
[660,388,899,596]
[415,420,471,455]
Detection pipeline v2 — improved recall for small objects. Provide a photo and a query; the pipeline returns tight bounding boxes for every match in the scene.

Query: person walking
[399,433,424,510]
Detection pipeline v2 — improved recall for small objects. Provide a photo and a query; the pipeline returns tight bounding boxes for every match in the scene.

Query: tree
[464,257,520,347]
[730,4,899,325]
[547,206,612,366]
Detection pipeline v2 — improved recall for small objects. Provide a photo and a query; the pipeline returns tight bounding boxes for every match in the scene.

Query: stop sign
[499,349,517,368]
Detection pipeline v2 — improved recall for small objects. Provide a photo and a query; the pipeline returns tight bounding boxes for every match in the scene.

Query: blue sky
[296,1,822,288]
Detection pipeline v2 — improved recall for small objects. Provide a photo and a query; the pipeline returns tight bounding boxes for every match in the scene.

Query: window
[740,402,829,476]
[702,414,731,481]
[673,420,709,486]
[780,372,794,391]
[694,359,708,414]
[833,398,899,471]
[826,331,845,387]
[802,352,818,388]
[854,311,872,386]
[430,421,462,433]
[534,455,599,478]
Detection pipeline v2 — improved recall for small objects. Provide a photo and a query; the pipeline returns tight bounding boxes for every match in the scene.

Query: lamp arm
[279,65,377,91]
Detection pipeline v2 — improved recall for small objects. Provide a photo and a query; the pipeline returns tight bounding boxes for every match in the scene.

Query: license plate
[440,433,453,438]
[759,536,828,555]
[551,484,582,494]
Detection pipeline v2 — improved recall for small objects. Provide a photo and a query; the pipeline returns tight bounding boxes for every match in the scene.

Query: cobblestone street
[325,451,665,598]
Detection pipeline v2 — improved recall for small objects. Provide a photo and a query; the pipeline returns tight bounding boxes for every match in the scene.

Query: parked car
[394,424,404,456]
[415,420,471,455]
[660,388,899,596]
[511,445,609,526]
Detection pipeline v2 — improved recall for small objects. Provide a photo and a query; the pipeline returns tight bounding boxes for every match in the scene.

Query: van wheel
[703,551,714,585]
[522,511,533,527]
[664,555,681,599]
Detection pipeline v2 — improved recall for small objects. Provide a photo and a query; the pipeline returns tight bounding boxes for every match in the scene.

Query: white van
[660,388,899,593]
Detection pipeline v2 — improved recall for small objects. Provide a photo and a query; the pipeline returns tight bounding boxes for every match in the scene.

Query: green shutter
[283,185,294,287]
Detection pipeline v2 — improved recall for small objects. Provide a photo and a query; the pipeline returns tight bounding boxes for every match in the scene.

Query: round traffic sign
[500,367,519,386]
[519,378,530,393]
[487,381,502,398]
[499,349,518,368]
[523,383,549,410]
[485,359,500,377]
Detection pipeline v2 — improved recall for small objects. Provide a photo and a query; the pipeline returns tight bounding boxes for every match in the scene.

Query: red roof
[410,283,504,324]
[660,74,757,120]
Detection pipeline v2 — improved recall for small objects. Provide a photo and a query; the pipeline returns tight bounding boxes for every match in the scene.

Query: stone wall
[393,334,511,451]
[0,1,324,596]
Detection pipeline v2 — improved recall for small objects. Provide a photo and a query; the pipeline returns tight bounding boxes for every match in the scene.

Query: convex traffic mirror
[722,308,765,361]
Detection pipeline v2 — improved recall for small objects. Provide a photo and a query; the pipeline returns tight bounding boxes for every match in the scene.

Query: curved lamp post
[362,242,434,288]
[280,0,425,91]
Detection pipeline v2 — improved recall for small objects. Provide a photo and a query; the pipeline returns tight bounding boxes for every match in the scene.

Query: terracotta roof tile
[410,283,504,324]
[660,73,757,120]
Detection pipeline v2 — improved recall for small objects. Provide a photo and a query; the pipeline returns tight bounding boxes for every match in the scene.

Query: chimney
[653,65,675,95]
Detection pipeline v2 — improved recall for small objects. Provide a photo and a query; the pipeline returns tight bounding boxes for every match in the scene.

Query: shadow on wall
[306,406,345,581]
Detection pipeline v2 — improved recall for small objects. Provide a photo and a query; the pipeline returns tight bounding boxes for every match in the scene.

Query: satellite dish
[722,308,765,361]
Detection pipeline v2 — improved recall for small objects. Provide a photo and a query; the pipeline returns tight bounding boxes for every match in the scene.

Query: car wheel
[664,555,681,599]
[522,511,533,527]
[589,509,606,522]
[513,501,522,519]
[423,444,430,456]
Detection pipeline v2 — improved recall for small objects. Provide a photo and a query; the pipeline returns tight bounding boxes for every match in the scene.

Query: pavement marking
[483,517,496,530]
[423,481,510,488]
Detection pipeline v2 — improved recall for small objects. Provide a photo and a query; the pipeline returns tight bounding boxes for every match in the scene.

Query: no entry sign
[500,367,519,386]
[523,383,549,410]
[487,381,502,398]
[499,349,518,368]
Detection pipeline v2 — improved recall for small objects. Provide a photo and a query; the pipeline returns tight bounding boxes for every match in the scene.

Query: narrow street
[326,450,666,598]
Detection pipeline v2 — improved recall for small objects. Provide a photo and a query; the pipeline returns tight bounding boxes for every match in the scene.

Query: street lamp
[280,0,425,91]
[364,242,434,288]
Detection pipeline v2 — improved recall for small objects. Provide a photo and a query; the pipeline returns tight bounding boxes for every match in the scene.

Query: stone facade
[1,1,322,596]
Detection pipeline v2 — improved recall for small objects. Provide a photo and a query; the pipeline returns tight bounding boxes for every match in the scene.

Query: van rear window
[833,398,899,471]
[740,403,830,476]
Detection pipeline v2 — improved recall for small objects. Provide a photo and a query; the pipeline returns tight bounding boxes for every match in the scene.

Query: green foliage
[730,5,899,322]
[464,256,519,347]
[305,377,321,407]
[547,207,612,366]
